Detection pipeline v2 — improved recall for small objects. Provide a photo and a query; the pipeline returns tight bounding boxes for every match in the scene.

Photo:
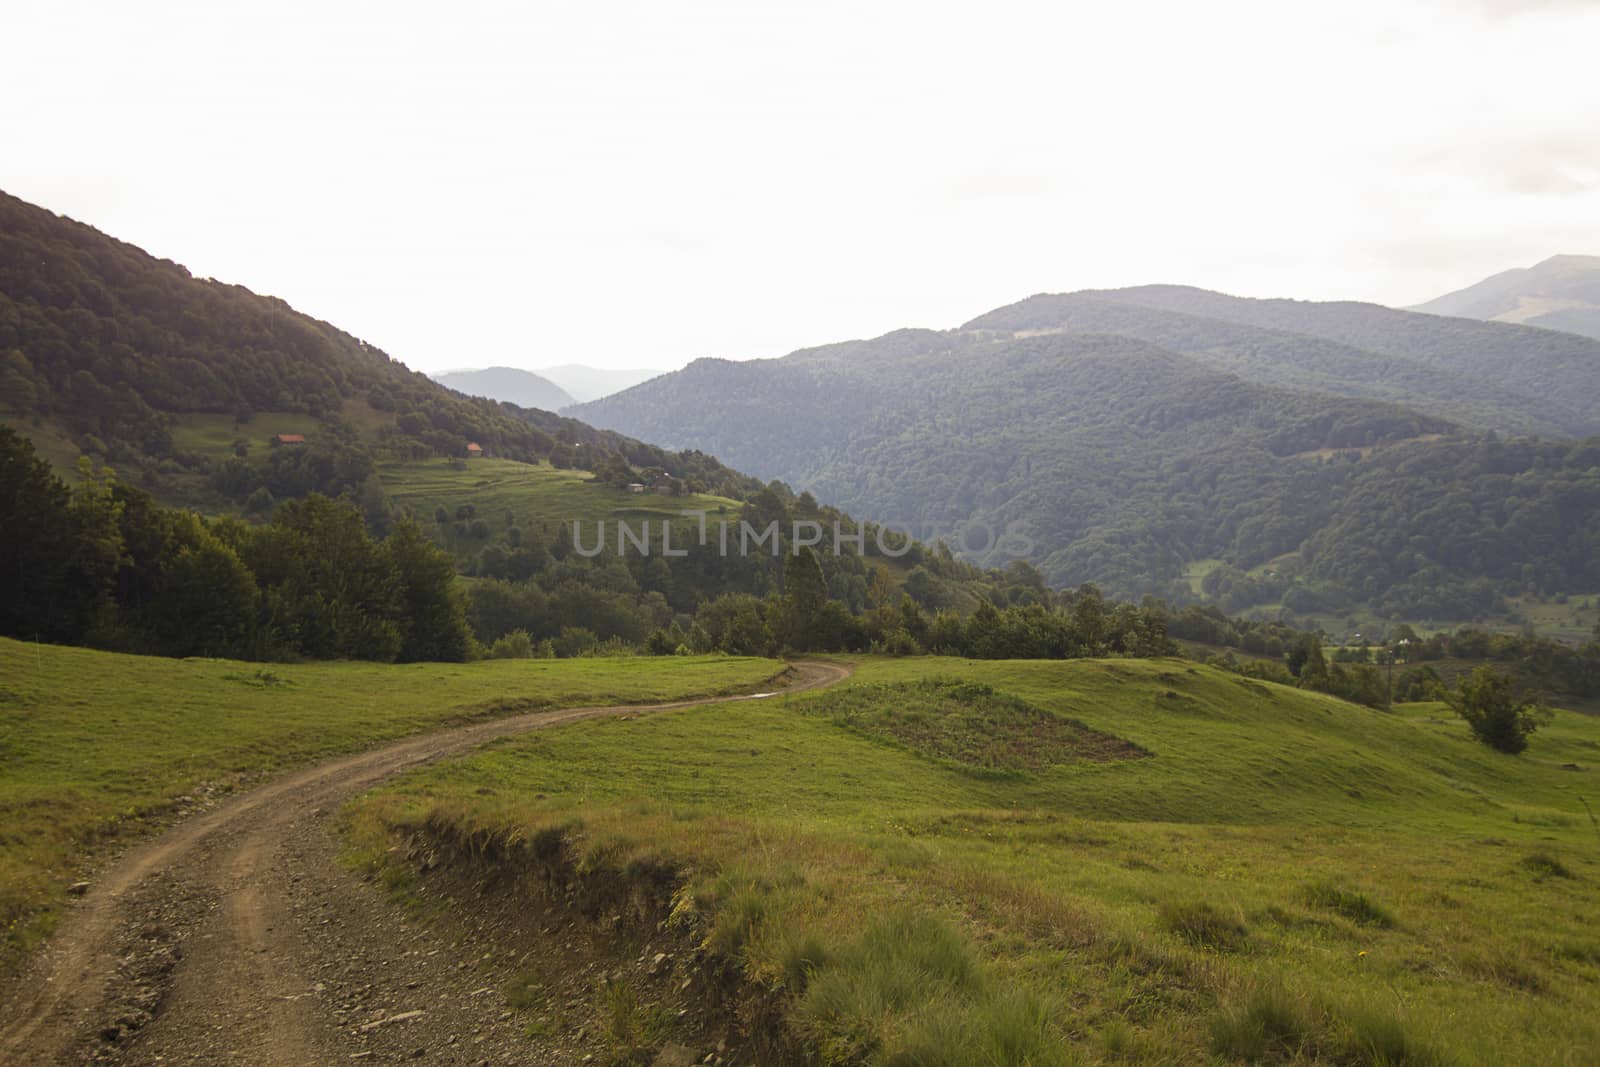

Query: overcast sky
[5,0,1598,374]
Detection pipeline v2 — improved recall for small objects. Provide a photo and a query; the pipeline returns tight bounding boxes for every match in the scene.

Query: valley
[9,5,1600,1064]
[5,187,1600,1065]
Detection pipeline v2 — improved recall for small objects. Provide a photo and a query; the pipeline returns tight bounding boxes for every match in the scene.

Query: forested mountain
[968,285,1600,438]
[8,183,1599,628]
[431,366,575,411]
[576,296,1600,618]
[1411,254,1600,341]
[4,189,1110,664]
[0,189,758,504]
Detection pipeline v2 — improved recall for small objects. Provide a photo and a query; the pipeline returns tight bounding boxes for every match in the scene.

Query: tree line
[4,427,1183,666]
[2,427,470,661]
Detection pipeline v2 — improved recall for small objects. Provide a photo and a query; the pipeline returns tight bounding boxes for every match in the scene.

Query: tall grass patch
[1303,881,1397,928]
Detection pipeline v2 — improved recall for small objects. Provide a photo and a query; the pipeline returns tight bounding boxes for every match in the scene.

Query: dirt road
[0,659,851,1065]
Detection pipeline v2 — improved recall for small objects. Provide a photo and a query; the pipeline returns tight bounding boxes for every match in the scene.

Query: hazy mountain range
[573,281,1600,614]
[535,364,663,404]
[432,367,576,411]
[431,364,664,408]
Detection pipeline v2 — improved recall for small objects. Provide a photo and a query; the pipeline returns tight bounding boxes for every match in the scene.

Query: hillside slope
[0,189,760,507]
[1412,254,1600,340]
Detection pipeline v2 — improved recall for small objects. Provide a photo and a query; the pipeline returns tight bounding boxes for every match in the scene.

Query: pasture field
[377,456,741,534]
[0,637,784,968]
[346,656,1600,1065]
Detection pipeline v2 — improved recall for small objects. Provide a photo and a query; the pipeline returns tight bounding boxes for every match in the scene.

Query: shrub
[488,629,534,659]
[1443,665,1551,754]
[551,626,598,658]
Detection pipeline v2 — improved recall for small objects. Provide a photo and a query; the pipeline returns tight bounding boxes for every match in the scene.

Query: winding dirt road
[0,660,851,1066]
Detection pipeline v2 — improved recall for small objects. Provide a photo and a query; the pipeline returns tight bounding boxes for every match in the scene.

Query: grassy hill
[346,655,1600,1065]
[378,457,741,531]
[0,636,784,971]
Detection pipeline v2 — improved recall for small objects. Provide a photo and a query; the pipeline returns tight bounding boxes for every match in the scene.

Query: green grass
[1182,558,1224,596]
[1303,881,1397,928]
[169,411,326,460]
[0,637,784,969]
[346,656,1600,1064]
[377,456,743,556]
[0,415,84,478]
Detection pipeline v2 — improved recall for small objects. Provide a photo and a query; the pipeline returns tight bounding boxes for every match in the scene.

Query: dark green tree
[780,547,829,650]
[1444,666,1551,755]
[385,519,472,662]
[0,427,81,640]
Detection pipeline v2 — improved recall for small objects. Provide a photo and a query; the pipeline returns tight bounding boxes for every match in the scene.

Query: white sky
[4,0,1599,374]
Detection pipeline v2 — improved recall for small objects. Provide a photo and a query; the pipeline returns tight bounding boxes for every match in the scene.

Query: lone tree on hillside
[1443,665,1551,755]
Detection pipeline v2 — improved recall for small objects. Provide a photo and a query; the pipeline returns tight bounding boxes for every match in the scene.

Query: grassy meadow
[377,456,744,557]
[346,656,1600,1065]
[0,637,784,968]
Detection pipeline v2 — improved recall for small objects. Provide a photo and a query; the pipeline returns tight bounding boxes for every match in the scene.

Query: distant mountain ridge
[966,284,1600,437]
[432,367,575,411]
[576,285,1600,617]
[1410,254,1600,341]
[535,364,664,404]
[428,364,665,407]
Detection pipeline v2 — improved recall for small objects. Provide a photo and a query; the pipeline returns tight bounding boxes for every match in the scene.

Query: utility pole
[1385,648,1393,712]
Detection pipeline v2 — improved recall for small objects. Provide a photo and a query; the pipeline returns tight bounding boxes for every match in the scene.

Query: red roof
[273,433,306,444]
[465,442,484,452]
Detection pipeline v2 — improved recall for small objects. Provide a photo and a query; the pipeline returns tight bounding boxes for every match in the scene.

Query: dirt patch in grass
[800,679,1147,773]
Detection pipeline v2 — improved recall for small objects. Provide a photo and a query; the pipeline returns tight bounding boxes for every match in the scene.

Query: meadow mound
[803,678,1147,771]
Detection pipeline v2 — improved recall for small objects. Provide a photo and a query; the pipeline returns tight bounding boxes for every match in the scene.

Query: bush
[878,629,922,656]
[488,629,535,659]
[1443,665,1551,754]
[552,626,598,658]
